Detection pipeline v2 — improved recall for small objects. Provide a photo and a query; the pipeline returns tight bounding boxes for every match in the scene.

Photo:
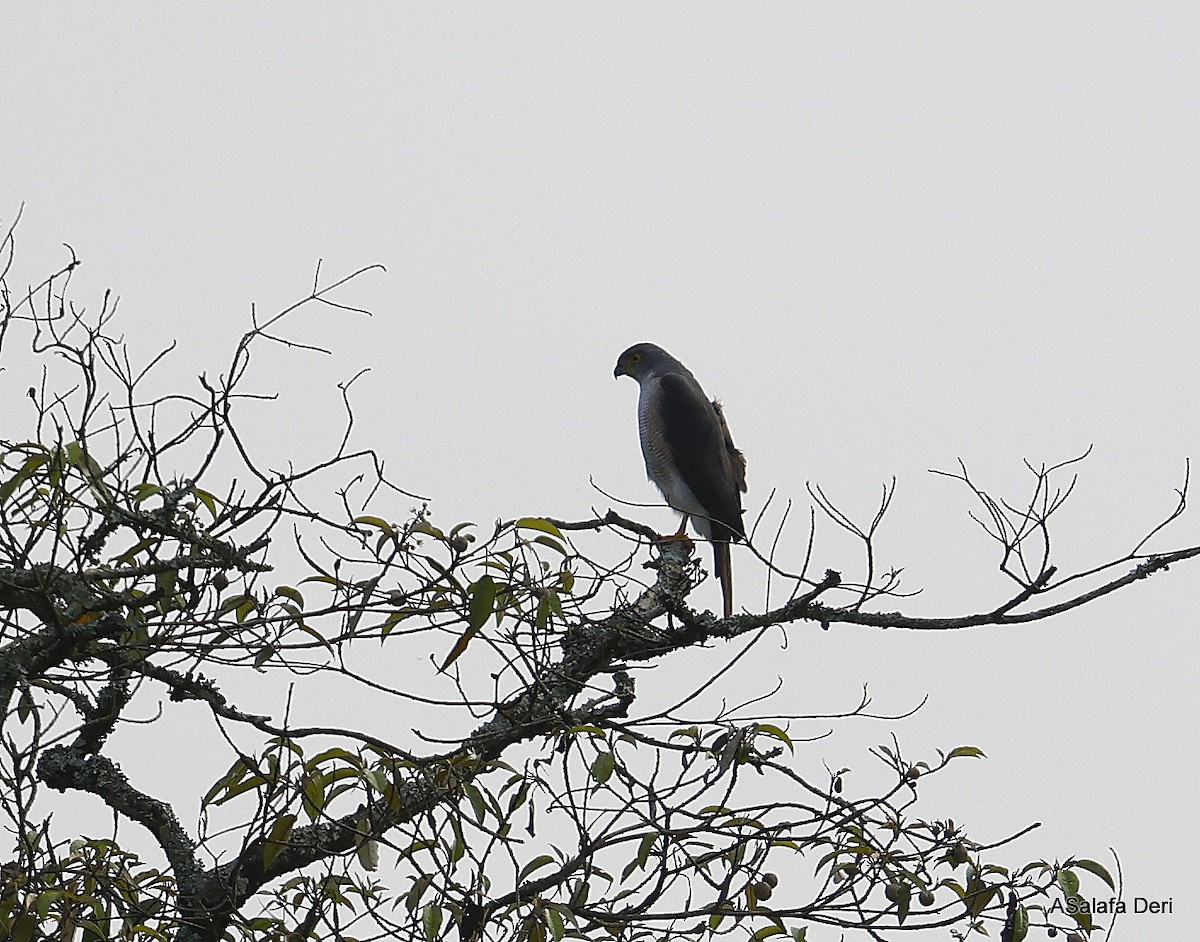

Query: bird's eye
[630,353,641,363]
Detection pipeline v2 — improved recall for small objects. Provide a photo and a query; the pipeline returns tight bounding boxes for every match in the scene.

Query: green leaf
[1012,903,1029,942]
[755,723,794,752]
[515,517,565,540]
[130,482,163,504]
[1070,858,1116,891]
[506,780,531,816]
[462,782,487,824]
[1057,869,1080,898]
[64,441,104,479]
[155,568,177,597]
[10,913,37,942]
[569,880,590,908]
[17,687,36,724]
[354,515,396,536]
[381,607,413,638]
[543,906,565,942]
[274,585,305,606]
[345,575,382,635]
[192,486,219,518]
[636,832,655,870]
[356,835,380,871]
[518,855,556,881]
[301,574,346,587]
[439,575,498,669]
[591,751,615,784]
[532,534,567,555]
[301,771,326,822]
[114,536,159,565]
[422,903,443,942]
[309,748,362,770]
[947,745,986,760]
[1071,903,1094,933]
[412,519,446,540]
[468,575,498,631]
[363,767,392,795]
[405,875,432,912]
[753,927,785,940]
[0,453,48,505]
[202,758,258,807]
[262,813,296,870]
[967,884,997,918]
[288,618,333,654]
[35,890,66,919]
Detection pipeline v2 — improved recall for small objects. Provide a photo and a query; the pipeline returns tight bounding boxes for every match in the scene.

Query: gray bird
[614,343,747,616]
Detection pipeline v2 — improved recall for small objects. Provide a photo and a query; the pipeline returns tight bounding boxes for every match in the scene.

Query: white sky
[4,4,1199,938]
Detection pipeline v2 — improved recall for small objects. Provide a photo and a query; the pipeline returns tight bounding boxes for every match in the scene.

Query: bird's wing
[655,372,746,542]
[711,399,747,495]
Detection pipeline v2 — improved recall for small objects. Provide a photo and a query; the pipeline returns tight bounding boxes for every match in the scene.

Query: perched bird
[614,343,747,616]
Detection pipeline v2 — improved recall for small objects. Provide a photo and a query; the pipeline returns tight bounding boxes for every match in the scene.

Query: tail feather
[713,540,733,617]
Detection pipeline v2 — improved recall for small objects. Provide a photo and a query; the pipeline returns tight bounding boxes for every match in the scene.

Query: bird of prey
[614,343,747,616]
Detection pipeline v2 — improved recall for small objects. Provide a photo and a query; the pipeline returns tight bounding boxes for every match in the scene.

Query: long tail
[713,540,733,617]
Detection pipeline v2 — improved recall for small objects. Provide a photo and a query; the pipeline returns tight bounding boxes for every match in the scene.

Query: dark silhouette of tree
[2,214,1183,942]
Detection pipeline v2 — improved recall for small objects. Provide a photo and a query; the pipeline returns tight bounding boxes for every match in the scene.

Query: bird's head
[614,343,673,381]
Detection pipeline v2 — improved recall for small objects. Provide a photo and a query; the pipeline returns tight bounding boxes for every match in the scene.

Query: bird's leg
[657,515,695,551]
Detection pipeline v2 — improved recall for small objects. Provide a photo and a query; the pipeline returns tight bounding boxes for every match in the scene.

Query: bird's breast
[637,381,709,525]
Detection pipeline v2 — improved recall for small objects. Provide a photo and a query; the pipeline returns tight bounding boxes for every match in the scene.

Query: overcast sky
[4,5,1199,938]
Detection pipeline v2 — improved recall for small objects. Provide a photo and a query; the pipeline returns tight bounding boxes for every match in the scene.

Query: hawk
[614,343,747,616]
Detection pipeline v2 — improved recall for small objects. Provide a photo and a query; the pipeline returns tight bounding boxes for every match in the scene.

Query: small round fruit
[919,890,935,907]
[884,882,903,903]
[755,882,773,901]
[950,844,970,865]
[761,872,779,888]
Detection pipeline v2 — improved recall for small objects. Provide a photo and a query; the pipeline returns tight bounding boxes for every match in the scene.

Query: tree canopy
[2,221,1189,942]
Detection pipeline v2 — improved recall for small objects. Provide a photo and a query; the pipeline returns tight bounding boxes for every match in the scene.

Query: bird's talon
[657,532,695,552]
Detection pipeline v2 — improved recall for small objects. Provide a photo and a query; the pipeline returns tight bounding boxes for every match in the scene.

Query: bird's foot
[659,516,693,547]
[655,531,695,553]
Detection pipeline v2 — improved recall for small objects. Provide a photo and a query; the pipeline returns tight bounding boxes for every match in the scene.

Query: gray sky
[4,4,1199,937]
